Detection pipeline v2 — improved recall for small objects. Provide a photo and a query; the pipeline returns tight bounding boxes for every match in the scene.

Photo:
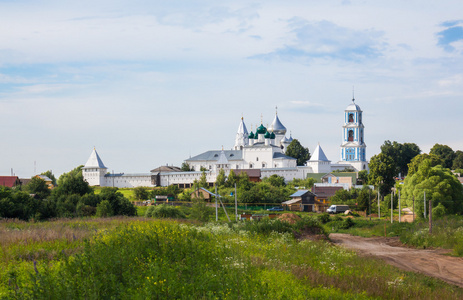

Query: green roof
[256,124,267,134]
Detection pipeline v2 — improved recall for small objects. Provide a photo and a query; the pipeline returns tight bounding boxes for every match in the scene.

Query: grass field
[0,216,462,299]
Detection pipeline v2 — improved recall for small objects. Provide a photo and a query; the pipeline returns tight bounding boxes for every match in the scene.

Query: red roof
[311,185,344,198]
[0,176,20,187]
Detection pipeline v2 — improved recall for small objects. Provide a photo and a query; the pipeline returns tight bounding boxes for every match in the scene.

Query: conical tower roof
[84,148,107,169]
[309,144,330,162]
[216,149,229,165]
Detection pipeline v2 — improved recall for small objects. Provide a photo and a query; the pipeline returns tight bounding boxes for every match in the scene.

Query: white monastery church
[83,99,368,188]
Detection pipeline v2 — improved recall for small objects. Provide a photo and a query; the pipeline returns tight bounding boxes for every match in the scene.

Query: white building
[82,100,368,188]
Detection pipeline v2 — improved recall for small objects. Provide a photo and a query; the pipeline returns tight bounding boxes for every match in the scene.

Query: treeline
[368,141,463,217]
[0,166,136,221]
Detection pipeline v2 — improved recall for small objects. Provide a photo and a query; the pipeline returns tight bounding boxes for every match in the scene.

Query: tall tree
[25,177,51,200]
[215,169,226,187]
[402,159,463,216]
[55,165,92,196]
[408,154,443,176]
[286,139,310,166]
[430,143,455,169]
[368,153,396,196]
[380,140,421,176]
[452,150,463,170]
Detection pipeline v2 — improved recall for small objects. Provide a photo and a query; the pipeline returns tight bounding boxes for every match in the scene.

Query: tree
[226,170,238,188]
[198,171,208,188]
[285,139,310,166]
[96,200,113,217]
[99,187,137,216]
[357,170,368,185]
[134,187,149,201]
[55,165,92,196]
[181,162,194,171]
[368,153,396,196]
[41,170,57,186]
[216,169,226,187]
[430,143,455,169]
[408,154,443,176]
[380,140,421,176]
[452,150,463,170]
[25,177,51,200]
[262,174,285,187]
[402,159,463,216]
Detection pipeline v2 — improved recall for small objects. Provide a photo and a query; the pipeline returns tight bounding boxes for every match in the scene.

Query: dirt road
[330,233,463,288]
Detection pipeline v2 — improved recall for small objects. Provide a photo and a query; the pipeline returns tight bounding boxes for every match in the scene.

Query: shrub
[317,213,330,224]
[432,203,446,219]
[190,200,212,222]
[145,204,185,219]
[96,200,113,217]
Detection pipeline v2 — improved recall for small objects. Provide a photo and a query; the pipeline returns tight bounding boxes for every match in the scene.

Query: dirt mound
[277,213,301,224]
[295,226,328,241]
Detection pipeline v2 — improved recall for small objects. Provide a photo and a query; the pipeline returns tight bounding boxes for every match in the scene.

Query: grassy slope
[0,217,462,299]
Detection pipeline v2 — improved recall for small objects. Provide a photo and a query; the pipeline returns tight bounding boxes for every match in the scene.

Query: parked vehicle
[326,205,349,214]
[267,207,284,211]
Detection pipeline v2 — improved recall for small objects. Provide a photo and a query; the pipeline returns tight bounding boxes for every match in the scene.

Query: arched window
[256,157,259,161]
[249,163,253,169]
[348,113,354,123]
[348,130,354,141]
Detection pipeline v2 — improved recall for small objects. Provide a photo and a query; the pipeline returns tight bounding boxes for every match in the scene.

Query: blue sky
[1,0,463,178]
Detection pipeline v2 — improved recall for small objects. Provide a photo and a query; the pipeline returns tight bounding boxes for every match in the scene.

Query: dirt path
[330,233,463,288]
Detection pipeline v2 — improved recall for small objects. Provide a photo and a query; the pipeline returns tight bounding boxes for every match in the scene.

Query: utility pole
[369,188,371,221]
[429,199,432,234]
[424,191,426,219]
[413,196,415,222]
[399,190,401,223]
[377,189,380,220]
[391,190,393,224]
[215,185,218,221]
[234,183,237,221]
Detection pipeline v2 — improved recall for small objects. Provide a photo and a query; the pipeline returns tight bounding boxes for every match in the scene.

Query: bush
[317,213,330,224]
[96,200,113,217]
[190,200,212,222]
[432,203,446,219]
[145,204,186,219]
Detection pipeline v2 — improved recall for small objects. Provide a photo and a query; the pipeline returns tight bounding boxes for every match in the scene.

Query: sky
[1,0,463,178]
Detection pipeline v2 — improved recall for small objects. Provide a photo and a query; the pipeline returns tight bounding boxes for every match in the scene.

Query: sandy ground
[330,233,463,288]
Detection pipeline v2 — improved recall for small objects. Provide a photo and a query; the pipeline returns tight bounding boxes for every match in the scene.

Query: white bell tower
[339,98,368,171]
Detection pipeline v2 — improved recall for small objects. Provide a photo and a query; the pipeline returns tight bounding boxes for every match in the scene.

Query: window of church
[348,130,354,142]
[256,157,259,161]
[250,164,253,169]
[348,113,354,123]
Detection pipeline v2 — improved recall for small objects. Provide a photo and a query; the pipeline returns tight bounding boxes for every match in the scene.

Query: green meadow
[0,216,462,299]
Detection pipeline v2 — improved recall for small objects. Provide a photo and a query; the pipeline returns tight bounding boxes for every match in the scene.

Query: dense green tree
[357,170,368,185]
[368,153,396,196]
[25,177,51,200]
[226,170,238,188]
[402,159,463,216]
[134,187,149,201]
[198,171,208,188]
[380,140,421,176]
[408,154,443,176]
[41,170,57,186]
[430,143,455,169]
[55,166,92,196]
[99,187,137,216]
[452,150,463,170]
[285,139,311,166]
[262,174,285,187]
[216,169,226,187]
[96,200,114,217]
[288,177,316,189]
